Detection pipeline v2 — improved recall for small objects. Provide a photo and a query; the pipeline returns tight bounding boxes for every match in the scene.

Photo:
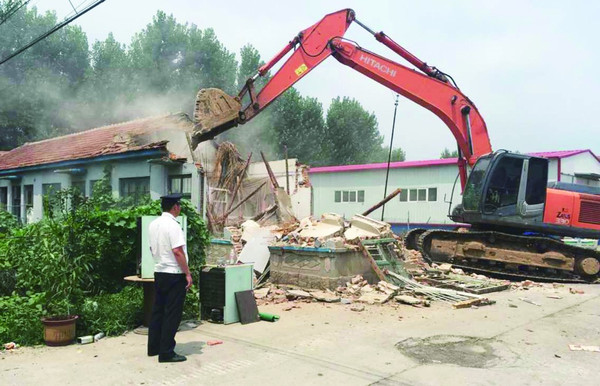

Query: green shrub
[0,292,47,346]
[78,286,144,336]
[0,176,209,344]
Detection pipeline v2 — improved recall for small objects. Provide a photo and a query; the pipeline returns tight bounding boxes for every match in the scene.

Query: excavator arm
[192,8,492,189]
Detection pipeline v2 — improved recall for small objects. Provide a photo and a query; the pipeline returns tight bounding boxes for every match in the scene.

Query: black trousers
[148,272,186,358]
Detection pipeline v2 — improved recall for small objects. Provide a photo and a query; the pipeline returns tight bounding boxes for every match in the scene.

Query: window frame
[119,177,150,204]
[168,174,192,199]
[0,187,7,211]
[428,187,437,202]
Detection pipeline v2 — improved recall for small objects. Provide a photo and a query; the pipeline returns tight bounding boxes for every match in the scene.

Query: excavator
[191,9,600,282]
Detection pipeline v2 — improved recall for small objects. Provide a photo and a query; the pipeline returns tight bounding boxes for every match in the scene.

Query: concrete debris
[395,295,427,306]
[310,291,341,303]
[452,298,493,309]
[343,214,393,242]
[253,287,270,299]
[286,289,312,299]
[568,344,600,352]
[357,292,393,304]
[519,297,542,306]
[298,213,344,240]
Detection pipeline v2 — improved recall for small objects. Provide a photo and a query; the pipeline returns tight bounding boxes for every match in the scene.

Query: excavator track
[404,228,427,251]
[417,229,600,283]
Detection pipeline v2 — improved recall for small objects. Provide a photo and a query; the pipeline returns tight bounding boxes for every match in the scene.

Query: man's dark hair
[161,200,179,212]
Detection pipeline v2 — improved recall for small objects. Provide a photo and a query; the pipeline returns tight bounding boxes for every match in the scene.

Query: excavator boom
[191,8,492,188]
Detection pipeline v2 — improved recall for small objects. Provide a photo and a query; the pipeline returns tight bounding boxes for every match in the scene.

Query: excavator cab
[454,151,549,229]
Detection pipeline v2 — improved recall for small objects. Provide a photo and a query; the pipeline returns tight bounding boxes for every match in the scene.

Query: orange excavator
[192,9,600,281]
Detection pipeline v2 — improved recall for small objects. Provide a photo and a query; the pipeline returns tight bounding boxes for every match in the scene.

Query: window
[11,185,21,217]
[484,156,524,208]
[119,177,149,204]
[72,180,86,196]
[409,189,417,201]
[418,189,427,201]
[43,183,61,196]
[336,190,364,203]
[399,189,408,202]
[168,174,192,199]
[0,187,7,211]
[525,158,548,205]
[24,184,33,212]
[89,179,103,196]
[42,183,61,217]
[428,188,437,201]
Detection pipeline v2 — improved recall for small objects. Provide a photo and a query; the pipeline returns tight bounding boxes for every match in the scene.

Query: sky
[34,0,600,161]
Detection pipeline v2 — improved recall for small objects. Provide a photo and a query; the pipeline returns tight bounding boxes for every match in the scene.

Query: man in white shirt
[147,194,192,363]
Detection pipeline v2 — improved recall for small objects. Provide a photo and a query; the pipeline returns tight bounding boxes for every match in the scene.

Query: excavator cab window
[484,156,523,210]
[525,157,548,205]
[462,156,491,211]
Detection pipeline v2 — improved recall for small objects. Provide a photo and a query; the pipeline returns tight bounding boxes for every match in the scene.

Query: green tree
[0,2,89,149]
[322,97,383,165]
[440,147,459,158]
[266,88,327,164]
[372,147,406,163]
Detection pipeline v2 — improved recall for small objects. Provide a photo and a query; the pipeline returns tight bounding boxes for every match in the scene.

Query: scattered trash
[568,344,600,352]
[452,298,493,309]
[569,288,585,295]
[547,295,562,299]
[509,304,518,308]
[259,312,280,322]
[77,336,94,345]
[207,340,223,346]
[94,332,105,342]
[350,304,365,312]
[3,342,18,350]
[519,297,542,306]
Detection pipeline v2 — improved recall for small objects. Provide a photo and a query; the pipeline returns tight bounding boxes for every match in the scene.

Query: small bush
[0,292,47,346]
[78,286,144,336]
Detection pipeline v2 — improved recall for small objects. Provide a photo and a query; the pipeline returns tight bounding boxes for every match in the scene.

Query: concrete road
[1,284,599,385]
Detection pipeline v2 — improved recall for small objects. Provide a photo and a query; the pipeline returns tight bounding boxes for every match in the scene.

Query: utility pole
[382,94,400,221]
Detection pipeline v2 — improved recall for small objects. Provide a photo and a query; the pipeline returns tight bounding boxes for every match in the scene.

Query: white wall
[310,164,461,224]
[560,152,600,187]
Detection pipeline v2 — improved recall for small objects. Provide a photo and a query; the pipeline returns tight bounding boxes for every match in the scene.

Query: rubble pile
[253,274,482,310]
[227,212,395,253]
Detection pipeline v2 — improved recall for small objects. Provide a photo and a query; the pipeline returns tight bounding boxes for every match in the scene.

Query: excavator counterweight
[191,88,241,147]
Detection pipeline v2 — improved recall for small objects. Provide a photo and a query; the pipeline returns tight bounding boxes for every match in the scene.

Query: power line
[0,0,32,26]
[0,0,106,66]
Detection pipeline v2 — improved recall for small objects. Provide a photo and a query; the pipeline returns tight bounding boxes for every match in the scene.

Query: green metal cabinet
[199,264,254,324]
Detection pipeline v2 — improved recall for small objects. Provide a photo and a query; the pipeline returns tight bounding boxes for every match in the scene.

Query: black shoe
[159,353,187,363]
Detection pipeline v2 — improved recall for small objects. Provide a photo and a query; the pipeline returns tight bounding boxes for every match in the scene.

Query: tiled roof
[0,113,193,171]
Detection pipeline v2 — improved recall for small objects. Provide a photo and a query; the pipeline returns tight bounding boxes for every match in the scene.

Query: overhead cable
[0,0,32,27]
[0,0,106,66]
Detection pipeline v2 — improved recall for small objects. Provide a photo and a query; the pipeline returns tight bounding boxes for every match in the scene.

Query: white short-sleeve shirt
[148,212,188,274]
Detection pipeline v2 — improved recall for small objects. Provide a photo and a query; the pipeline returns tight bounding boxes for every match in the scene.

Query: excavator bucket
[191,88,242,147]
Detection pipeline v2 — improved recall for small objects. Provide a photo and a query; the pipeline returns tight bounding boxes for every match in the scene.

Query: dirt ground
[2,283,599,386]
